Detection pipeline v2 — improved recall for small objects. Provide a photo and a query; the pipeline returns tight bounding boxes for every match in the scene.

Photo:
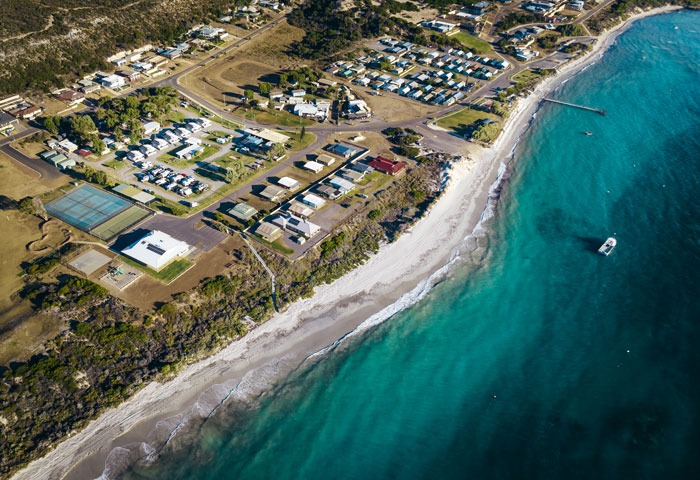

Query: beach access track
[239,232,278,312]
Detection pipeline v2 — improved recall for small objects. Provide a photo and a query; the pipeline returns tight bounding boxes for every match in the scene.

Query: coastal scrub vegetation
[0,0,251,95]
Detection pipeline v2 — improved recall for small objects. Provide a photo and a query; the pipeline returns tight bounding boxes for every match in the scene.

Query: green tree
[300,125,306,140]
[43,116,60,134]
[91,135,106,155]
[125,96,140,109]
[267,142,286,161]
[18,197,35,216]
[69,115,97,143]
[84,166,109,186]
[258,82,272,96]
[244,89,254,103]
[471,122,500,144]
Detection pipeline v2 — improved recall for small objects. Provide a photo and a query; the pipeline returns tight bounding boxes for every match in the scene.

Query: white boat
[598,237,616,256]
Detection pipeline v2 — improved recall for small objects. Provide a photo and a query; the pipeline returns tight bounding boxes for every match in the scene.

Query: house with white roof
[57,139,78,153]
[278,176,301,191]
[303,161,324,174]
[143,121,161,136]
[328,176,355,194]
[139,144,157,156]
[301,193,326,209]
[270,214,321,238]
[98,74,126,89]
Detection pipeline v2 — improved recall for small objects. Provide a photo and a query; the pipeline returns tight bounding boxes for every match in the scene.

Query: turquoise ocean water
[124,11,700,479]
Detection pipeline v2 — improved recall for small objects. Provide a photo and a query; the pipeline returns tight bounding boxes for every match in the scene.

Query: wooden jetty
[543,98,607,115]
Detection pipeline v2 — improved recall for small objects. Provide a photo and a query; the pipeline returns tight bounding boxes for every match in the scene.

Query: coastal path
[239,232,278,312]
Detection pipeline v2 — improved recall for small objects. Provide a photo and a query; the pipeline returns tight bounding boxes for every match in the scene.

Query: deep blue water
[124,10,700,480]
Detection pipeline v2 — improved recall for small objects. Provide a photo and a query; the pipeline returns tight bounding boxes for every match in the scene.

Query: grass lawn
[187,105,210,117]
[198,145,221,162]
[363,171,393,193]
[511,69,545,84]
[165,111,186,125]
[158,144,221,167]
[102,158,130,170]
[119,257,193,284]
[208,131,231,142]
[451,31,492,55]
[437,107,500,134]
[215,151,258,169]
[243,109,314,127]
[212,116,243,130]
[253,235,294,255]
[283,131,317,152]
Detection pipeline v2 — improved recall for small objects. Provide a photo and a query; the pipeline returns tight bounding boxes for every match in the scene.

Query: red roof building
[367,156,407,176]
[15,105,43,120]
[55,90,85,105]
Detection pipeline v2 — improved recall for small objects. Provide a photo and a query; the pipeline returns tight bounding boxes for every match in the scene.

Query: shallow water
[123,10,700,479]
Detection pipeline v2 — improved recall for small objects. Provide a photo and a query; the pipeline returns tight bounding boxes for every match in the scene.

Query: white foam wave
[96,359,290,479]
[306,149,517,363]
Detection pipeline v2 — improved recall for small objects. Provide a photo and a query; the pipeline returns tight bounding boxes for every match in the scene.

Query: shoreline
[11,6,683,480]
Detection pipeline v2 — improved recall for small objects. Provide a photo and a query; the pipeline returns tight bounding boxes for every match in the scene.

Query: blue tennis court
[46,185,132,232]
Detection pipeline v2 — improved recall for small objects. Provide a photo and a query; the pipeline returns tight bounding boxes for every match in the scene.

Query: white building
[183,137,202,147]
[127,150,145,162]
[139,144,157,156]
[278,176,301,191]
[121,230,191,270]
[151,138,169,150]
[99,74,126,89]
[143,121,161,136]
[293,103,328,121]
[57,139,78,153]
[191,117,212,128]
[328,176,355,194]
[301,193,326,209]
[303,161,324,174]
[271,214,321,238]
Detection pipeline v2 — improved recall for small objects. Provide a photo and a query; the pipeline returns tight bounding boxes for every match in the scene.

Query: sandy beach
[11,6,683,480]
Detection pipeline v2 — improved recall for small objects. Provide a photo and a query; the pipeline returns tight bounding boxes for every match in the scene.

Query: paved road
[575,0,616,25]
[0,125,39,148]
[0,143,69,182]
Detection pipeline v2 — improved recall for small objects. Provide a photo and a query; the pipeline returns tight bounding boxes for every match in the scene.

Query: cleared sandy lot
[180,21,306,109]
